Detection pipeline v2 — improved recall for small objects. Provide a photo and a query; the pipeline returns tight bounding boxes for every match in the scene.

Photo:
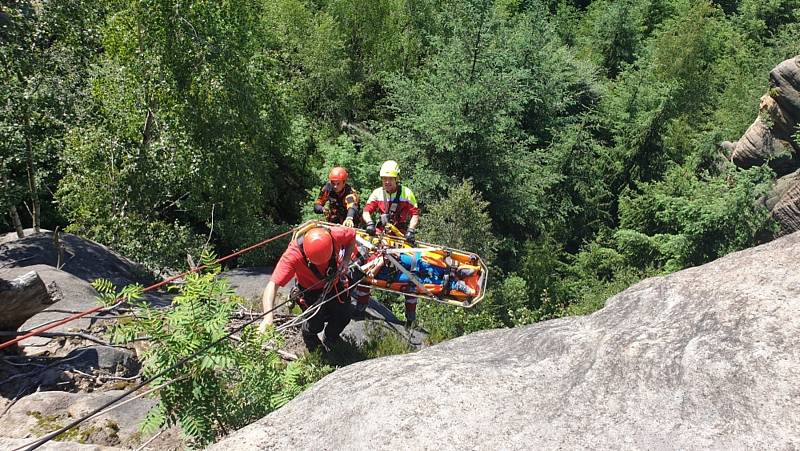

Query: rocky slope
[211,231,800,450]
[0,230,415,449]
[0,232,177,449]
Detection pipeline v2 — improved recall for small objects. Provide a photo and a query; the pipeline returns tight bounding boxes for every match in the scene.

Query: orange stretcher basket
[293,220,488,308]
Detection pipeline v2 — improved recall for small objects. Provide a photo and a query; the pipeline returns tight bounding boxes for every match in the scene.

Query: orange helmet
[328,167,349,183]
[302,227,333,265]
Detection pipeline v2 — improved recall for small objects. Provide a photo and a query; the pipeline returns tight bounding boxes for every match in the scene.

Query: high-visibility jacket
[363,184,419,233]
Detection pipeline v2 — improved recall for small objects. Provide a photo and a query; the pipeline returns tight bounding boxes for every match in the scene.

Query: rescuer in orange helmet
[313,167,360,228]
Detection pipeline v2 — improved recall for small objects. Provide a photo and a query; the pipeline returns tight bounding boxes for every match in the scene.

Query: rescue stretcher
[293,221,488,308]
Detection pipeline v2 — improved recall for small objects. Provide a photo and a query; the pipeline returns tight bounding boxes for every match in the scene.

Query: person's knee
[301,318,324,336]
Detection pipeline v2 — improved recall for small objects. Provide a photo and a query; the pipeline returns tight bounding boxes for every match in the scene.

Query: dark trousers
[299,284,352,344]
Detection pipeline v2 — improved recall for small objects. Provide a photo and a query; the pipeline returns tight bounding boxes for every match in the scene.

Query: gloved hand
[405,228,416,245]
[380,213,389,225]
[343,217,354,228]
[365,221,376,236]
[313,204,324,214]
[349,264,366,282]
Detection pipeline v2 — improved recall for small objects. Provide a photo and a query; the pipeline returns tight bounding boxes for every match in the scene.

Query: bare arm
[259,279,278,332]
[341,242,355,268]
[409,214,419,231]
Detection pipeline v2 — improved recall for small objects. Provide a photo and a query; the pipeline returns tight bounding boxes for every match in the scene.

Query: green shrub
[418,300,503,344]
[619,164,777,267]
[359,322,414,358]
[94,250,332,447]
[419,179,499,265]
[66,213,204,276]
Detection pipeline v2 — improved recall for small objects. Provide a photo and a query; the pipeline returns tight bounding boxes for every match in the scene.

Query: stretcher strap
[382,247,434,255]
[384,254,436,298]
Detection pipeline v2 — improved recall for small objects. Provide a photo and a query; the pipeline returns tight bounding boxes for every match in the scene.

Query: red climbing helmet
[303,227,333,265]
[328,167,349,183]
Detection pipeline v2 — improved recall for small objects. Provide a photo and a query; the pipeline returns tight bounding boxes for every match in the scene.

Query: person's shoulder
[401,185,417,199]
[367,187,383,199]
[331,225,356,242]
[344,184,360,200]
[279,241,304,264]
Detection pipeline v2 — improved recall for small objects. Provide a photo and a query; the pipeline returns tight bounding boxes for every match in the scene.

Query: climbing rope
[276,280,360,332]
[0,228,297,351]
[14,271,367,451]
[12,232,368,451]
[4,219,412,450]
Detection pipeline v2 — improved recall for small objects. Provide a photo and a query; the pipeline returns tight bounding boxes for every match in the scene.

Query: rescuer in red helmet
[259,226,356,351]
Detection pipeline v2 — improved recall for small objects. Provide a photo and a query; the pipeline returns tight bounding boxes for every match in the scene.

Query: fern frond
[141,402,166,436]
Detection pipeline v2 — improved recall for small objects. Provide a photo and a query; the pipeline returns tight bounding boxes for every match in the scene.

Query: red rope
[0,227,296,351]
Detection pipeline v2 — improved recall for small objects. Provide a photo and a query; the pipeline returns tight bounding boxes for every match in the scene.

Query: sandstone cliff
[727,55,800,234]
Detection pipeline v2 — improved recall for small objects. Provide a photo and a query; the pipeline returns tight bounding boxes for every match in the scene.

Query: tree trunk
[468,0,489,83]
[9,206,24,238]
[0,271,61,334]
[24,115,40,233]
[24,141,40,233]
[1,160,24,238]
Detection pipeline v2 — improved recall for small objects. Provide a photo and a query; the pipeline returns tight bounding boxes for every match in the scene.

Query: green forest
[2,0,799,339]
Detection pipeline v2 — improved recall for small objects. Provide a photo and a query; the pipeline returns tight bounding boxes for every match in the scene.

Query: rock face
[732,94,798,174]
[729,55,800,234]
[1,390,157,449]
[0,270,61,332]
[219,267,273,304]
[731,57,800,174]
[0,264,127,352]
[210,231,800,450]
[772,174,800,233]
[0,230,154,287]
[0,231,169,353]
[0,438,125,451]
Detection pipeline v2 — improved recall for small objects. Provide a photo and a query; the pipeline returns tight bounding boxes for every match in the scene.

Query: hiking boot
[302,332,322,352]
